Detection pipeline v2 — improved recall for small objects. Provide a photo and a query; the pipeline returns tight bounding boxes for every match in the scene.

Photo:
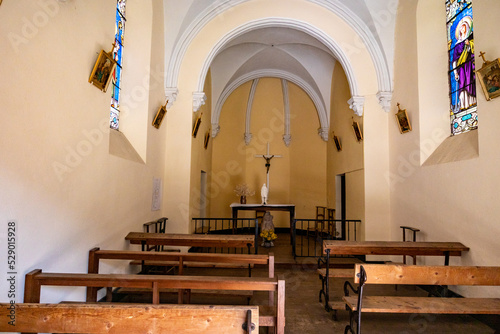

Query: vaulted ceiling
[164,0,397,140]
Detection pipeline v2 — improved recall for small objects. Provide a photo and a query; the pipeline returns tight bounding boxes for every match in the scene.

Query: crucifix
[255,142,282,190]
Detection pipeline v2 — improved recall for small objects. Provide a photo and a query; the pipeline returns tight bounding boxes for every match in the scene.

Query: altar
[230,203,295,243]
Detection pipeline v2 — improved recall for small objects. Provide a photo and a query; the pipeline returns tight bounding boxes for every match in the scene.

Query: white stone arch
[211,69,329,140]
[165,0,392,100]
[198,18,361,104]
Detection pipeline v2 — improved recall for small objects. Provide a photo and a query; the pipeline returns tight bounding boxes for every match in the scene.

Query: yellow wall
[209,78,326,226]
[328,64,365,238]
[189,70,213,230]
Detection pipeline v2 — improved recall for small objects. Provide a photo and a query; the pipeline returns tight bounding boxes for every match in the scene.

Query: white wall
[390,0,500,298]
[0,0,167,303]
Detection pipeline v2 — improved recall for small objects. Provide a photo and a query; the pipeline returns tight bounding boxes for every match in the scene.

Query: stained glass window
[110,0,126,130]
[446,0,477,136]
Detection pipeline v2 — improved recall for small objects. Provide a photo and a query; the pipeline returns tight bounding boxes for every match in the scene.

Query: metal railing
[292,219,361,258]
[192,218,259,254]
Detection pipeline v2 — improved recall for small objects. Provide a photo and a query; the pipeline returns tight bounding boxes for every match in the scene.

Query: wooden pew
[320,240,470,310]
[343,264,500,334]
[125,232,256,254]
[87,247,275,303]
[24,269,286,334]
[0,303,258,333]
[88,247,273,276]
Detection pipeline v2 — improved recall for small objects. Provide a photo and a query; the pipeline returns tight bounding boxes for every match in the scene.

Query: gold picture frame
[332,133,342,151]
[152,101,168,129]
[352,119,363,142]
[477,58,500,101]
[204,130,210,149]
[192,113,202,138]
[89,50,116,92]
[395,103,412,134]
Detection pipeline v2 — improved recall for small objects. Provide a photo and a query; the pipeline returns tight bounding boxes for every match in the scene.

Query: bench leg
[318,274,326,303]
[344,309,357,334]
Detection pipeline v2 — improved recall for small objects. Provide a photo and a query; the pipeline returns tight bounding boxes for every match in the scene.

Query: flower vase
[264,240,272,248]
[240,196,247,204]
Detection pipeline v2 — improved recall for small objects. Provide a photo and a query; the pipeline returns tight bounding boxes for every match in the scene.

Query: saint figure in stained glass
[446,0,477,136]
[110,0,126,130]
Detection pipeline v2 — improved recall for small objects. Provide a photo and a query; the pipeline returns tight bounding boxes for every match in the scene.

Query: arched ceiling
[163,0,397,140]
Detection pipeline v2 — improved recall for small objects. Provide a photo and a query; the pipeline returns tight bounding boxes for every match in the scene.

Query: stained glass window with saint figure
[446,0,477,135]
[110,0,126,130]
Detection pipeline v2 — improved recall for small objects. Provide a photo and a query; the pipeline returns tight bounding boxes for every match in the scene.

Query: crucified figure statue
[264,155,274,174]
[255,142,282,192]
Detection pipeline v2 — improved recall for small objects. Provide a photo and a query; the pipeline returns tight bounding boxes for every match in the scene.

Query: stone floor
[188,233,499,334]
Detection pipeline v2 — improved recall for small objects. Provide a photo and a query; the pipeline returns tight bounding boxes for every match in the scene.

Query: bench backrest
[0,303,258,333]
[355,264,500,286]
[25,270,281,302]
[89,248,273,272]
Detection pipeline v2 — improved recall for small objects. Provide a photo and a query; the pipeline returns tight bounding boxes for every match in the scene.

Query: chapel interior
[1,0,499,333]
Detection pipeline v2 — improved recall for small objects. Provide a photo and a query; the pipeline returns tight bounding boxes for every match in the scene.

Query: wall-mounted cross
[255,142,282,190]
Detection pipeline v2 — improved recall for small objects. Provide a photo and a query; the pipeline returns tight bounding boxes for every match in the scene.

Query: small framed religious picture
[204,130,210,149]
[88,50,116,92]
[332,133,342,151]
[395,103,412,134]
[352,119,363,142]
[152,102,167,129]
[477,58,500,101]
[192,113,202,138]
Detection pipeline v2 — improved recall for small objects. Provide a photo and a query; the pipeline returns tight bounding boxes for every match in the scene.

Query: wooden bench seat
[317,268,354,278]
[129,259,255,269]
[24,269,285,334]
[112,286,254,304]
[88,247,273,281]
[317,268,355,319]
[343,296,500,314]
[343,264,500,334]
[0,303,259,333]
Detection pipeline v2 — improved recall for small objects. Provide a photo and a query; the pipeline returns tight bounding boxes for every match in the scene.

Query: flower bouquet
[260,229,277,247]
[234,183,255,204]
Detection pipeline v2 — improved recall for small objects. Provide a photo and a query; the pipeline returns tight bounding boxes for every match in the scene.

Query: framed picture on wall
[204,130,210,149]
[192,113,202,138]
[352,120,363,142]
[88,50,116,92]
[332,133,342,151]
[477,58,500,101]
[152,102,167,129]
[395,103,412,134]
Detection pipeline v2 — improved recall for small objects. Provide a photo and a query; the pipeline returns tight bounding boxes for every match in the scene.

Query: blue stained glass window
[446,0,477,135]
[110,0,126,130]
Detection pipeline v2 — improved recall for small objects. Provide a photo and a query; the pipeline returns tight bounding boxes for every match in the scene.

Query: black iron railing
[292,219,361,258]
[192,218,259,254]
